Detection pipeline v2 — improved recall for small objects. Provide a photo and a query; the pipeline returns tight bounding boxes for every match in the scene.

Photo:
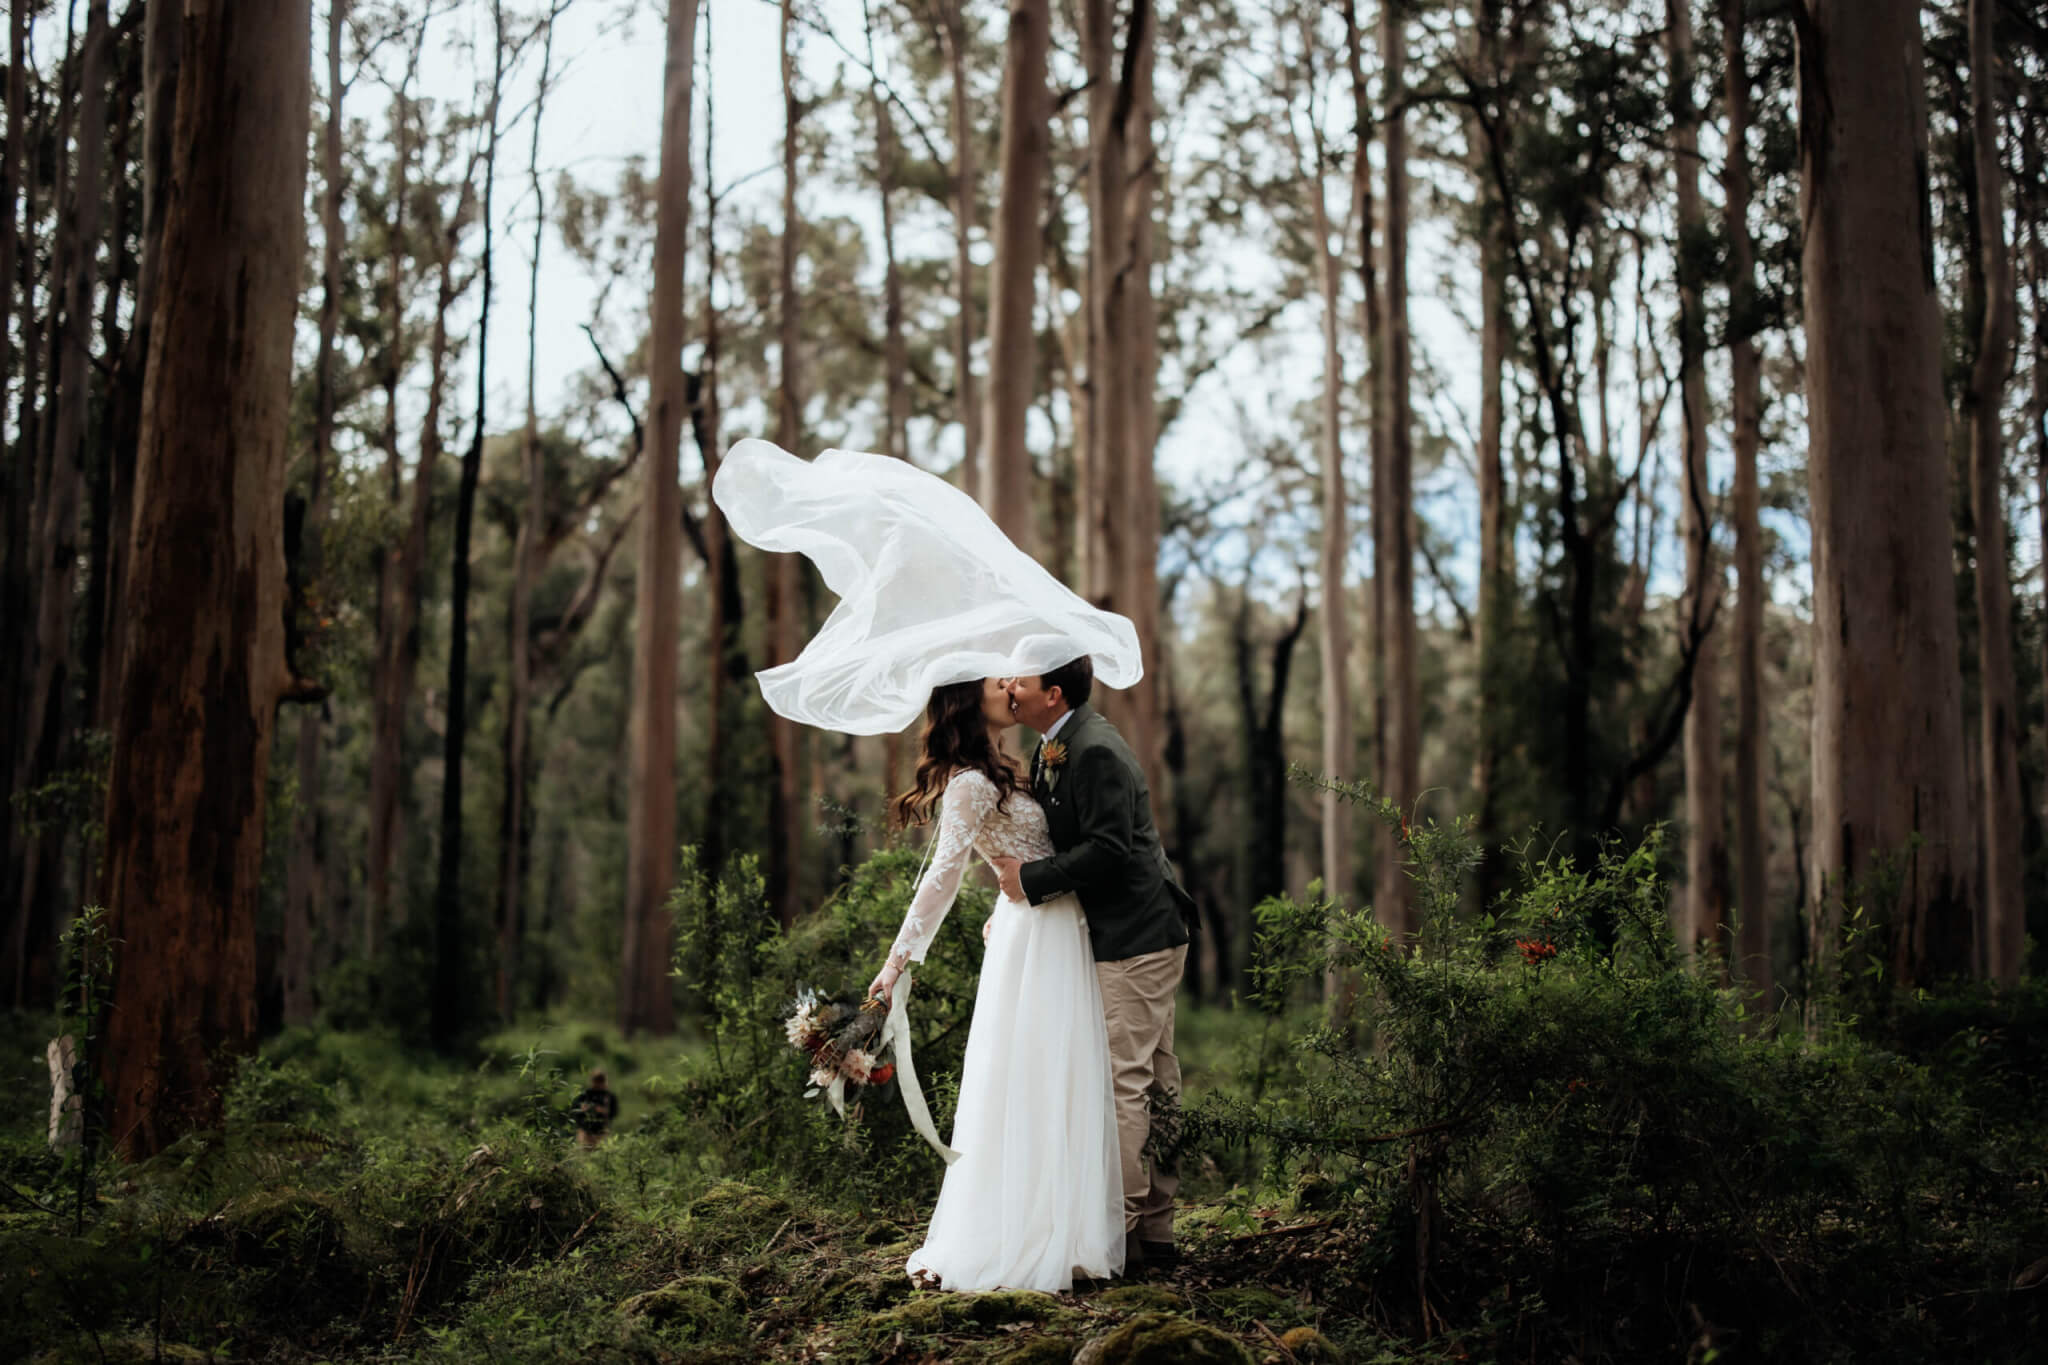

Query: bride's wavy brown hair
[889,680,1020,828]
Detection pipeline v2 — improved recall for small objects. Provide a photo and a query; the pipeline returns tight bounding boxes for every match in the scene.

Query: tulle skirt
[906,890,1125,1292]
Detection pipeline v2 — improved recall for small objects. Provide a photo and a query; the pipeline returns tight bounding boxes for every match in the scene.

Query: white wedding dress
[888,767,1125,1292]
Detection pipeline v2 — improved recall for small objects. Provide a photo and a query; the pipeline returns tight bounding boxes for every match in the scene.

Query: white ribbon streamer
[881,972,961,1164]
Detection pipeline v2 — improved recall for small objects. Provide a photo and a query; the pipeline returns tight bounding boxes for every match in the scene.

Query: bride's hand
[982,915,993,945]
[868,957,905,1004]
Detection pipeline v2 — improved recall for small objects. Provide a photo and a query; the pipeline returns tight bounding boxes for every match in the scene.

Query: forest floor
[0,1008,1430,1364]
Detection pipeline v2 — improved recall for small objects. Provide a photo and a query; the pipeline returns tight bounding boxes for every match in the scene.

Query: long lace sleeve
[888,771,998,963]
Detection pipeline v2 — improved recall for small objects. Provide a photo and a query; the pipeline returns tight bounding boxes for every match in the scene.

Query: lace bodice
[889,768,1054,963]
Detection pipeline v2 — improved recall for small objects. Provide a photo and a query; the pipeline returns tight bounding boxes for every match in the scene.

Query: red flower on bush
[1517,938,1558,965]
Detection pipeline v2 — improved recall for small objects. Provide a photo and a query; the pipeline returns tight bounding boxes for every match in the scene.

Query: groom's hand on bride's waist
[992,856,1025,902]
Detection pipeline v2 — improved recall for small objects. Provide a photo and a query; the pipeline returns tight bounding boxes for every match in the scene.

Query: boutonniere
[1039,740,1068,791]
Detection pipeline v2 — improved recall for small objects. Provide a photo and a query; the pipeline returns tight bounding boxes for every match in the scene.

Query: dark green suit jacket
[1018,705,1194,963]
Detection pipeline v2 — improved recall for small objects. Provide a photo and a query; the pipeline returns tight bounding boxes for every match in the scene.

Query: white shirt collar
[1043,708,1076,743]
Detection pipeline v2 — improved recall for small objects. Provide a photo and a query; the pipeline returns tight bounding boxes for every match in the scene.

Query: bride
[868,676,1123,1292]
[711,438,1140,1293]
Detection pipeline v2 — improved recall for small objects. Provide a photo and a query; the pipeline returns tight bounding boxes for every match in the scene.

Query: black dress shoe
[1138,1240,1180,1268]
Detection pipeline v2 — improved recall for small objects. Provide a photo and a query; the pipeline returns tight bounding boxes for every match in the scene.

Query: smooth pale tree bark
[1287,17,1351,912]
[933,1,980,502]
[1723,0,1771,1007]
[16,1,110,1006]
[1965,0,2022,984]
[101,0,311,1157]
[433,4,507,1049]
[500,4,562,1022]
[1375,0,1419,944]
[1341,0,1383,856]
[283,0,348,1027]
[1668,0,1727,960]
[621,0,696,1036]
[1800,0,1977,988]
[981,0,1048,557]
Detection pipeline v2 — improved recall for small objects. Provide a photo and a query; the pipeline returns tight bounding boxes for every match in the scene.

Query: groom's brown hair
[1041,656,1094,710]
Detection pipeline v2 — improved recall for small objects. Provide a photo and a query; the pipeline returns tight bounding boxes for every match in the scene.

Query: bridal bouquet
[785,987,896,1111]
[783,983,960,1163]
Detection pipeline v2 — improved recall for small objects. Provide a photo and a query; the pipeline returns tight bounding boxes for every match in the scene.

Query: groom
[994,657,1194,1274]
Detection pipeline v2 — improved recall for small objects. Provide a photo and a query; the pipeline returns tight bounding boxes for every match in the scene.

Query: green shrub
[223,1053,340,1125]
[663,844,990,1208]
[1181,774,2048,1362]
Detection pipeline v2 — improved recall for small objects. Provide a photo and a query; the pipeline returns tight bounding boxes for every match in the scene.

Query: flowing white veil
[710,439,1143,735]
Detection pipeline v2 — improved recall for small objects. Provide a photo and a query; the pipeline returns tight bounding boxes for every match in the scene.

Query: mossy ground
[0,1010,1434,1364]
[10,973,2039,1363]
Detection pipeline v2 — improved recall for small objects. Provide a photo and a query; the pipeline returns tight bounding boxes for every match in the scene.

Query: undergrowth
[0,814,2040,1363]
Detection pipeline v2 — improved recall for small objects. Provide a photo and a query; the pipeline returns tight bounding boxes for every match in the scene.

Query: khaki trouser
[1096,942,1186,1247]
[576,1128,604,1149]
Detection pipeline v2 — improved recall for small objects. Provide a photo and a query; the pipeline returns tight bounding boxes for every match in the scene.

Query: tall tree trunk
[2033,179,2048,879]
[0,7,48,1008]
[95,0,178,750]
[283,0,347,1028]
[1966,0,2022,984]
[83,20,142,793]
[499,4,560,1023]
[16,0,111,1006]
[1293,25,1350,912]
[1076,0,1162,809]
[433,3,506,1050]
[696,1,741,879]
[101,0,311,1157]
[1723,0,1770,1007]
[1375,0,1419,943]
[1079,0,1125,607]
[620,0,696,1035]
[1078,0,1153,646]
[1468,0,1511,907]
[1669,0,1727,960]
[1235,589,1311,911]
[1342,0,1384,913]
[0,6,28,1003]
[365,32,422,958]
[866,0,910,802]
[1800,0,1976,988]
[765,0,805,932]
[981,0,1048,556]
[1120,9,1166,827]
[935,1,980,502]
